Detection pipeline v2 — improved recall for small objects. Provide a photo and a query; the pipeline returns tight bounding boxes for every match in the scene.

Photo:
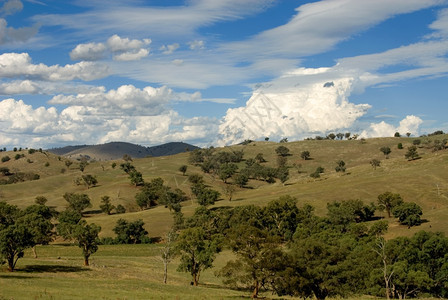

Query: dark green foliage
[56,209,83,240]
[73,223,101,266]
[335,160,346,172]
[115,204,126,214]
[394,132,401,137]
[310,166,324,178]
[99,196,115,215]
[81,174,98,189]
[276,166,289,185]
[327,133,336,140]
[392,202,423,228]
[178,165,187,175]
[0,202,35,271]
[63,193,92,214]
[327,199,376,231]
[254,152,266,163]
[370,159,381,169]
[0,167,10,175]
[262,195,300,241]
[380,146,391,158]
[300,150,311,160]
[129,170,144,186]
[413,139,421,146]
[34,196,48,205]
[119,162,135,174]
[276,155,287,168]
[398,142,403,149]
[219,224,284,298]
[176,227,221,286]
[377,191,403,218]
[79,160,88,172]
[135,177,168,210]
[233,173,248,188]
[275,145,290,157]
[113,218,148,244]
[196,187,220,207]
[405,145,420,160]
[1,156,10,162]
[218,163,238,183]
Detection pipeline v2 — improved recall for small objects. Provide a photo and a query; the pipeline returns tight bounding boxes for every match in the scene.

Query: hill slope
[1,135,447,240]
[48,141,199,161]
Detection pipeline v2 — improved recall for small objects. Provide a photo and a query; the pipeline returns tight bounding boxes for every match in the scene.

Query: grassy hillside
[1,135,447,240]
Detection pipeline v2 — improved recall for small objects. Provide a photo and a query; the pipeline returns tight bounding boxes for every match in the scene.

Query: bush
[1,156,10,163]
[397,143,403,149]
[392,202,423,228]
[115,204,126,214]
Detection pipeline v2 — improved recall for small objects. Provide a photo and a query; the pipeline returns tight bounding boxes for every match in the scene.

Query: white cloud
[218,69,371,145]
[360,115,423,138]
[70,42,107,61]
[428,8,448,38]
[188,40,205,50]
[0,98,218,149]
[0,18,39,45]
[160,43,179,54]
[70,34,151,61]
[0,0,23,16]
[224,0,443,60]
[0,52,109,81]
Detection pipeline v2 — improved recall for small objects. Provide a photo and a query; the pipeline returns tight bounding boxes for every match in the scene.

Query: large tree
[377,192,403,218]
[72,223,101,266]
[175,227,220,286]
[63,192,92,215]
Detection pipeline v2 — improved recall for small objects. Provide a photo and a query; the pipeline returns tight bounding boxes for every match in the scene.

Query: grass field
[1,136,448,299]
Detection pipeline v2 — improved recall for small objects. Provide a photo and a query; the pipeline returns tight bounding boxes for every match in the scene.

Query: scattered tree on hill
[276,155,288,168]
[392,202,423,228]
[405,146,420,161]
[161,229,177,284]
[129,170,144,186]
[380,146,391,159]
[120,162,135,174]
[275,146,290,157]
[254,153,266,163]
[277,167,289,185]
[370,159,381,170]
[219,224,284,298]
[113,218,148,244]
[79,159,88,172]
[65,160,73,168]
[233,173,248,188]
[279,138,288,143]
[345,132,351,139]
[394,132,401,137]
[223,184,237,201]
[63,193,92,215]
[34,196,48,205]
[413,139,421,146]
[300,150,311,160]
[73,223,101,266]
[335,160,346,173]
[327,133,336,140]
[0,202,35,271]
[397,143,403,149]
[377,192,403,218]
[175,227,221,286]
[99,196,115,215]
[218,163,238,183]
[122,154,133,161]
[56,209,83,240]
[115,204,126,214]
[22,204,55,258]
[81,174,98,189]
[179,165,188,176]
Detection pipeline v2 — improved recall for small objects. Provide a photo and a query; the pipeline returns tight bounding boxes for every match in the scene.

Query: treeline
[172,194,446,299]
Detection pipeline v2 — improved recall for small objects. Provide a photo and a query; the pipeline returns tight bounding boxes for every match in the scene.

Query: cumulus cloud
[0,52,109,81]
[360,115,423,138]
[218,69,371,145]
[160,43,179,54]
[188,40,205,50]
[0,0,22,16]
[0,98,218,148]
[70,42,107,61]
[70,34,151,61]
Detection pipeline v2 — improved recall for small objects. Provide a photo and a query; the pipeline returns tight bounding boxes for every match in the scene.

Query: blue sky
[0,0,448,149]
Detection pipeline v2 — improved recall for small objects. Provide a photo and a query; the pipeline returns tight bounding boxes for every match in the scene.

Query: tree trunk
[251,280,259,298]
[7,257,14,272]
[84,256,89,266]
[163,262,168,284]
[32,246,38,258]
[192,273,199,286]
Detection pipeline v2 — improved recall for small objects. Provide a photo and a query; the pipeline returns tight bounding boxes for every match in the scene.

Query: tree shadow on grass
[0,274,34,279]
[21,265,90,273]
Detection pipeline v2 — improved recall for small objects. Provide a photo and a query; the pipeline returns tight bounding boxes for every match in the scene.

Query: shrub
[1,156,10,163]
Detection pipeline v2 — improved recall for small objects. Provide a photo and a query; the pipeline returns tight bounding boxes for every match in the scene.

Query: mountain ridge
[47,141,199,161]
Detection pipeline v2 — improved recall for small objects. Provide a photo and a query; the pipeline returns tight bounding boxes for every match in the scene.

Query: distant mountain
[48,141,199,161]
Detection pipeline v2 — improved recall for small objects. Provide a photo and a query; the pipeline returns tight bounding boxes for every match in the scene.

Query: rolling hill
[1,134,447,240]
[47,141,199,161]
